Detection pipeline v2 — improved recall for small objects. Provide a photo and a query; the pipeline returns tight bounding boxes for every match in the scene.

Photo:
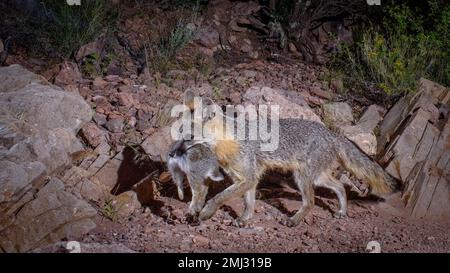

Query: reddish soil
[81,183,450,253]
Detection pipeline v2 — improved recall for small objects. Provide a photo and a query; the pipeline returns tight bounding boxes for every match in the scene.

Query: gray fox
[167,94,397,227]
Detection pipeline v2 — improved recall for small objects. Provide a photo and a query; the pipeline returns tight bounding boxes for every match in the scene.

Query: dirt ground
[80,181,450,253]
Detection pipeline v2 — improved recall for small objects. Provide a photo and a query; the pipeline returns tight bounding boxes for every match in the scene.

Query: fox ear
[184,89,196,111]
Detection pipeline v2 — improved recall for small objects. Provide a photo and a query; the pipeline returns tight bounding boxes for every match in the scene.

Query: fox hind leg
[187,177,209,215]
[234,185,257,227]
[315,172,347,219]
[283,170,315,227]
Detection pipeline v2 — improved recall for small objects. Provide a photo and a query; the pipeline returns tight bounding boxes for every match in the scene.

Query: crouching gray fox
[167,94,397,227]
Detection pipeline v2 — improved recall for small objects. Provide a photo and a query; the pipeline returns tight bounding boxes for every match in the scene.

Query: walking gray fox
[167,94,397,227]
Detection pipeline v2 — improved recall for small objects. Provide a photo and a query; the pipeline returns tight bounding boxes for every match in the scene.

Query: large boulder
[0,160,46,204]
[0,64,47,93]
[243,86,323,124]
[339,105,385,156]
[0,83,91,133]
[378,78,449,181]
[0,65,96,252]
[0,178,96,253]
[321,102,385,156]
[141,125,173,162]
[5,128,84,173]
[322,102,354,128]
[377,78,450,219]
[53,61,83,87]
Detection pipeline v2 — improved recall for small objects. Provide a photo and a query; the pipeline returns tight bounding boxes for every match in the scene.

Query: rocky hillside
[0,0,449,253]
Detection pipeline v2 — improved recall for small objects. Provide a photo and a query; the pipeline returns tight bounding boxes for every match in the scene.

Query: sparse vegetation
[153,105,175,127]
[101,198,120,221]
[147,14,197,73]
[81,52,101,77]
[0,0,117,58]
[81,51,115,78]
[331,0,450,98]
[190,53,214,77]
[42,0,118,57]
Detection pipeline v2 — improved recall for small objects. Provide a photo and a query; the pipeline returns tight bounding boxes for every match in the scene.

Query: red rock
[118,85,132,93]
[126,116,137,128]
[64,84,79,93]
[198,46,214,57]
[75,40,101,62]
[299,91,325,106]
[117,92,135,107]
[93,113,107,126]
[192,235,210,248]
[54,62,82,86]
[105,116,124,133]
[41,64,60,82]
[78,86,91,98]
[80,122,105,148]
[121,78,133,86]
[159,172,171,183]
[104,75,121,82]
[141,126,172,161]
[109,132,125,149]
[310,86,334,100]
[92,77,108,89]
[92,95,112,113]
[330,78,344,93]
[288,42,298,53]
[195,26,220,48]
[240,39,253,53]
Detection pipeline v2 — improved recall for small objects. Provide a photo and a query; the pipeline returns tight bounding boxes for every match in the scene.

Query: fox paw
[184,213,200,225]
[280,217,299,227]
[333,211,347,219]
[232,218,252,228]
[198,204,217,221]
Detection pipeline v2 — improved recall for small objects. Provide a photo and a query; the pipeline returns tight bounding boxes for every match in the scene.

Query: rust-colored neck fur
[204,116,240,166]
[214,139,240,166]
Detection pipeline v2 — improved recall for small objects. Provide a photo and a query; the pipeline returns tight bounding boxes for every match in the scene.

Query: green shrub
[154,19,195,62]
[81,52,115,78]
[146,7,198,73]
[42,0,118,57]
[332,1,450,98]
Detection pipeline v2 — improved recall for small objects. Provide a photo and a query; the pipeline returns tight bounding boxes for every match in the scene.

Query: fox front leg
[184,178,208,224]
[198,181,253,221]
[233,186,256,227]
[188,181,208,215]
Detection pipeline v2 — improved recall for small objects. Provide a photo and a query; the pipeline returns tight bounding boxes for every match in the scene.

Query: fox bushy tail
[335,137,397,194]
